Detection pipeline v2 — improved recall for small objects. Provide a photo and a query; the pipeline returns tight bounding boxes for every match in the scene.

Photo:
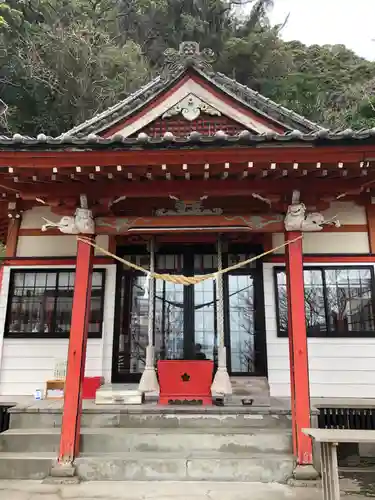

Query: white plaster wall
[323,202,367,225]
[21,206,58,229]
[16,235,109,257]
[272,232,369,254]
[264,262,375,399]
[0,264,116,396]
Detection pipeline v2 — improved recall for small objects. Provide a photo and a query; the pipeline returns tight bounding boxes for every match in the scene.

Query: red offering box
[82,376,104,399]
[157,360,214,405]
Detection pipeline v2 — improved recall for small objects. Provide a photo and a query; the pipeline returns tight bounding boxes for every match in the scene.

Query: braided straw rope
[77,234,303,284]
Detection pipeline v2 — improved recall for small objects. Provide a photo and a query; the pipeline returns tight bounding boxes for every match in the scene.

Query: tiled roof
[201,70,322,134]
[1,128,375,150]
[61,42,323,138]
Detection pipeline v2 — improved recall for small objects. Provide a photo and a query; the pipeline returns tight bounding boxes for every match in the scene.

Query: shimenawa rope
[77,234,303,285]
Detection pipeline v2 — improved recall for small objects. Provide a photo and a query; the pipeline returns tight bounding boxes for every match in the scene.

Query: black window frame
[274,265,375,338]
[5,268,106,339]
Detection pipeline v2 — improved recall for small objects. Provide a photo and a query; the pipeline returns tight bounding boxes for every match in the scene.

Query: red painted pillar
[285,231,313,468]
[57,238,93,467]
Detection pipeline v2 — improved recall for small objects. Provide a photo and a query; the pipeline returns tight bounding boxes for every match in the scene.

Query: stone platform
[0,479,368,500]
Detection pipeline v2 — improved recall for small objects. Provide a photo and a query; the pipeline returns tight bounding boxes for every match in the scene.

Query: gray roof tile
[1,129,375,150]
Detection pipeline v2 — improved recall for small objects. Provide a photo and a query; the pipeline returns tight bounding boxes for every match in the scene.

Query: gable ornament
[162,94,221,121]
[162,41,215,78]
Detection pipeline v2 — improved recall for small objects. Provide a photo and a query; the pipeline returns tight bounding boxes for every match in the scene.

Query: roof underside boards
[61,62,322,139]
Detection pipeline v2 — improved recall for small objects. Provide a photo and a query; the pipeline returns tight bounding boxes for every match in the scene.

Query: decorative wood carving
[162,94,221,122]
[162,41,215,77]
[42,208,95,234]
[155,200,222,216]
[284,202,340,232]
[95,213,285,234]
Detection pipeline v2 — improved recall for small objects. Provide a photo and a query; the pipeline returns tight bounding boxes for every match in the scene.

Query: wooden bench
[303,428,375,500]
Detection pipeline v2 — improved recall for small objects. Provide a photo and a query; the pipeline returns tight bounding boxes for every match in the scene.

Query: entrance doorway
[112,243,267,383]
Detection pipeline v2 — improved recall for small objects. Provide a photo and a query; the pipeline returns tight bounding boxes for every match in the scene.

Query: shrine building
[0,41,375,479]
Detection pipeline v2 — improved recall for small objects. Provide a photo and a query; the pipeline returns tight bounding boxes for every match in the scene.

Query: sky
[266,0,375,61]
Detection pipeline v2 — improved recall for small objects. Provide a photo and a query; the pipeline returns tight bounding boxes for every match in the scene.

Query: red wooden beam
[3,256,112,266]
[267,254,375,263]
[54,238,93,476]
[285,232,315,476]
[0,145,373,168]
[1,178,370,200]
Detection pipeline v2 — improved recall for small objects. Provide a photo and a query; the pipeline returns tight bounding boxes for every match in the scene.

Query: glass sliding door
[113,274,150,381]
[154,281,184,360]
[194,279,217,362]
[227,274,255,373]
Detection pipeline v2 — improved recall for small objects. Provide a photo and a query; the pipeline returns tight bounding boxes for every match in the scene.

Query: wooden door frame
[111,243,268,383]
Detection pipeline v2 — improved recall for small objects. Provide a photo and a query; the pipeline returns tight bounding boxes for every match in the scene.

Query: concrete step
[0,428,292,454]
[0,452,53,480]
[76,452,295,482]
[0,451,294,482]
[9,408,292,430]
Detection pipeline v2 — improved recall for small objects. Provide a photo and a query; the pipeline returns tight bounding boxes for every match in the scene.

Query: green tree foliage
[0,0,150,134]
[1,0,375,135]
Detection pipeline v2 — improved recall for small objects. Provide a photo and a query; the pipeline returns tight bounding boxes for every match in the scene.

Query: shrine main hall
[0,42,375,480]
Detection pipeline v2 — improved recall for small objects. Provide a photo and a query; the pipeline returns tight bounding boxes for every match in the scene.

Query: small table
[303,428,375,500]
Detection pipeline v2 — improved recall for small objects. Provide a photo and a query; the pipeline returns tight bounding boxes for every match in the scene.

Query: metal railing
[318,407,375,431]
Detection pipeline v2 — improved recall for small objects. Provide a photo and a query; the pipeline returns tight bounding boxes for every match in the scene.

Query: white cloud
[268,0,375,60]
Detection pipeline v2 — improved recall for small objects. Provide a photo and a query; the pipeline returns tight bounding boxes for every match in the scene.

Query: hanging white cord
[147,239,155,350]
[138,237,159,393]
[211,235,232,396]
[143,272,151,299]
[216,241,225,350]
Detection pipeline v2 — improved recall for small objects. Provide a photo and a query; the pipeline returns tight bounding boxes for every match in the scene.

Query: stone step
[0,451,294,482]
[0,452,53,480]
[0,428,292,454]
[9,409,292,430]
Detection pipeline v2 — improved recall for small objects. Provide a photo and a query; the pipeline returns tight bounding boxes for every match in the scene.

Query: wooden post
[52,238,93,477]
[5,217,21,257]
[366,204,375,254]
[285,231,317,479]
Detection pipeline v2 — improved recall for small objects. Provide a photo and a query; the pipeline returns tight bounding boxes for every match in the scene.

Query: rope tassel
[143,272,151,299]
[138,238,159,394]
